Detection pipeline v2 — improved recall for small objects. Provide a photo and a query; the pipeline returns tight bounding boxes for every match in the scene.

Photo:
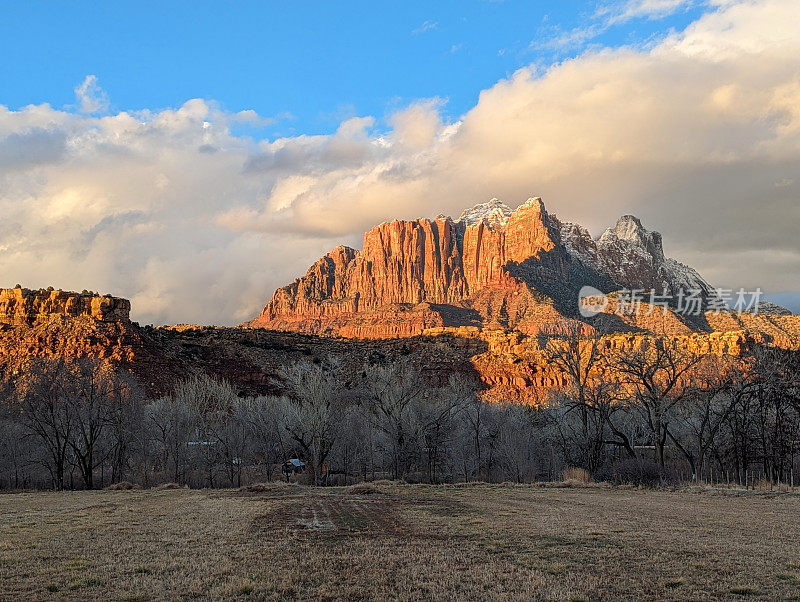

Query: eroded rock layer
[246,198,576,337]
[0,287,130,326]
[0,287,798,405]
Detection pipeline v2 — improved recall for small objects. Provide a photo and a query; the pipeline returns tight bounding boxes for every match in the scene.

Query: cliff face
[247,197,726,338]
[0,287,130,326]
[470,327,781,405]
[248,198,573,337]
[0,288,186,395]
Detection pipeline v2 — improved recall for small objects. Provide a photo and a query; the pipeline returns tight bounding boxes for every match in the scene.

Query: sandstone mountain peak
[557,212,714,299]
[604,214,646,240]
[246,196,731,338]
[516,196,546,213]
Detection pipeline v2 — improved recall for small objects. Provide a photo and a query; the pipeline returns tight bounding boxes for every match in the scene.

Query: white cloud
[412,20,437,35]
[537,1,700,51]
[532,25,603,52]
[1,0,799,324]
[73,75,109,114]
[598,0,698,25]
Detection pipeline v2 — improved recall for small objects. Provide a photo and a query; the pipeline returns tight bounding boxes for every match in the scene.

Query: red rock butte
[0,287,130,326]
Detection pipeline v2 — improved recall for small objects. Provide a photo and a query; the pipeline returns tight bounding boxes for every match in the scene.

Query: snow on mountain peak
[458,198,513,230]
[600,215,645,244]
[599,214,665,265]
[559,213,715,296]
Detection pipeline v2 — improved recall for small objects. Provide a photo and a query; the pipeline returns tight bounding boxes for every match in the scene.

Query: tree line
[0,333,798,490]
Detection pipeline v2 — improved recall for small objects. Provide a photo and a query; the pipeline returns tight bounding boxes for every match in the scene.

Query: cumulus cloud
[0,98,345,324]
[1,0,799,323]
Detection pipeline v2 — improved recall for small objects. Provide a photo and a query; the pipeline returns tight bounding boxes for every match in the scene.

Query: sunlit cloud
[0,0,798,323]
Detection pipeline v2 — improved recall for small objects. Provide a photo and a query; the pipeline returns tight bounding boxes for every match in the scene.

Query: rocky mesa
[0,286,131,326]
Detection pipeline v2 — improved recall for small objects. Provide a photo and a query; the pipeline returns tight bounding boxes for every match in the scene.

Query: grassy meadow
[1,482,799,600]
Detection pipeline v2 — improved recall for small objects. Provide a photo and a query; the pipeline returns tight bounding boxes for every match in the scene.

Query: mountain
[0,287,528,402]
[555,214,715,299]
[246,197,734,338]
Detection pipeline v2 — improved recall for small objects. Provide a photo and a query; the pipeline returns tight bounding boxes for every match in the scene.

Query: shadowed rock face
[246,197,727,338]
[556,213,715,298]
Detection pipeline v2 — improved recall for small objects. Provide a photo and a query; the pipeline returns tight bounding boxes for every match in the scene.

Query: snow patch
[457,198,513,230]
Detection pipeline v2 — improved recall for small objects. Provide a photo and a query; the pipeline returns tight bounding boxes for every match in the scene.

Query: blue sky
[1,0,799,322]
[2,1,707,136]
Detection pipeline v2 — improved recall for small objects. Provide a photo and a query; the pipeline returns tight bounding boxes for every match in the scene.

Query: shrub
[104,481,141,491]
[239,482,296,492]
[562,467,592,484]
[346,480,404,494]
[154,482,183,490]
[755,478,777,491]
[347,483,382,495]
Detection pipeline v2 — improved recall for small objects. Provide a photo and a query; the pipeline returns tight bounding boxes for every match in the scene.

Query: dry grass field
[1,482,799,601]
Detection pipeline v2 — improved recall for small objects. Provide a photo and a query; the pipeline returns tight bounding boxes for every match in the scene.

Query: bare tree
[105,387,146,485]
[541,326,625,472]
[241,396,285,481]
[671,356,740,481]
[17,360,75,490]
[361,358,426,480]
[148,396,194,484]
[175,374,238,487]
[14,359,132,489]
[0,409,34,489]
[462,385,490,481]
[415,376,468,484]
[749,347,800,483]
[216,399,251,487]
[611,339,701,468]
[495,404,547,483]
[280,358,347,485]
[65,360,133,489]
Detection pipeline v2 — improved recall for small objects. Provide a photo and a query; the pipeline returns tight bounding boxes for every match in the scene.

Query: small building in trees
[282,459,306,482]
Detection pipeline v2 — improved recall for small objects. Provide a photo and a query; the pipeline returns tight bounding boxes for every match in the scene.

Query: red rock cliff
[247,197,573,337]
[0,287,130,326]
